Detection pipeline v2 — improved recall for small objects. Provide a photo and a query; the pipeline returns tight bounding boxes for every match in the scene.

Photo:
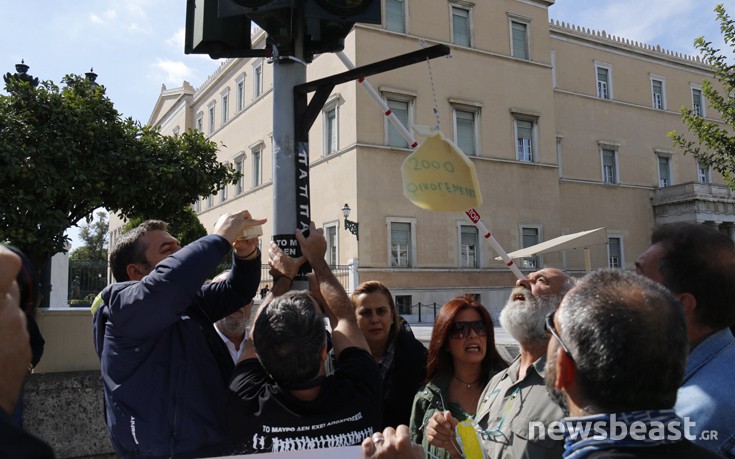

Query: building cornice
[548,20,710,71]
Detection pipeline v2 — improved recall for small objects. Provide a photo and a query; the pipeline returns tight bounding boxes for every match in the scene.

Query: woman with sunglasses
[409,296,507,459]
[352,281,428,429]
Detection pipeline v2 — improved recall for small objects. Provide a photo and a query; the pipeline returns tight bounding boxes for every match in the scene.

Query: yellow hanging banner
[401,126,483,211]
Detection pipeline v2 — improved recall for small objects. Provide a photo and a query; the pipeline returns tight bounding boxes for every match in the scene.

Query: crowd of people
[1,213,734,459]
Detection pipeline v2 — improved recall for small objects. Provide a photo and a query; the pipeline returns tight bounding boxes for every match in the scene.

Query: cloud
[152,59,193,85]
[167,27,185,50]
[90,9,117,25]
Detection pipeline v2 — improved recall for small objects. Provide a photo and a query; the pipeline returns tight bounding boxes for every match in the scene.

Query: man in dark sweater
[227,222,382,454]
[545,269,722,459]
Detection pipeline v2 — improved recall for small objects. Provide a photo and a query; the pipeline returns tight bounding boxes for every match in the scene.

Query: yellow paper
[401,126,483,211]
[456,419,485,459]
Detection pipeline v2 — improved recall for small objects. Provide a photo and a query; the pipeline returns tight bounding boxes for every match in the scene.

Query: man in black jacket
[93,210,264,458]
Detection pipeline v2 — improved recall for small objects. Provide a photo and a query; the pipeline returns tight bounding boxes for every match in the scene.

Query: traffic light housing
[215,0,381,60]
[305,0,381,56]
[185,0,270,59]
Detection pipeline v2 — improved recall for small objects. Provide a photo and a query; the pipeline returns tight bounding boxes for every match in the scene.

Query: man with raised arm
[93,210,265,458]
[227,222,382,454]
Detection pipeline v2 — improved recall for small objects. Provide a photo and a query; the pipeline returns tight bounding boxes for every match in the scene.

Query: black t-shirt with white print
[227,347,382,454]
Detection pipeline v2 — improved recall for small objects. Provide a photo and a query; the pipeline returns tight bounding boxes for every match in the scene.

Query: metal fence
[68,260,108,305]
[66,261,351,306]
[401,302,443,324]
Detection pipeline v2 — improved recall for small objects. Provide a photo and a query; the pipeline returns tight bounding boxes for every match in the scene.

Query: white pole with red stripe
[336,52,525,281]
[464,209,525,280]
[336,52,418,149]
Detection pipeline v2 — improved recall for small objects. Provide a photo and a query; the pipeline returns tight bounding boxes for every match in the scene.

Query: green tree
[0,70,239,273]
[669,4,735,189]
[69,210,109,262]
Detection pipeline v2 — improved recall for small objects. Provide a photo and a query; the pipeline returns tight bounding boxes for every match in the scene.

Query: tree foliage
[0,72,239,270]
[669,4,735,189]
[69,210,109,262]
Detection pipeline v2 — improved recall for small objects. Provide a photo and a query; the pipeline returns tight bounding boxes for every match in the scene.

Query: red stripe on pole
[484,233,491,239]
[384,109,392,116]
[410,142,418,148]
[358,77,365,83]
[506,261,514,267]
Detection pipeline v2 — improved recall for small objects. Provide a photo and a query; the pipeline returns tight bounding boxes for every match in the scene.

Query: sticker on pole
[401,126,483,211]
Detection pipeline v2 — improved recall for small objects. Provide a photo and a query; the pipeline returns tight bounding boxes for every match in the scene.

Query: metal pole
[272,26,309,286]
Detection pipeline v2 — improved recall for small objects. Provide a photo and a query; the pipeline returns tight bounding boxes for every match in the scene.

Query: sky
[1,0,730,249]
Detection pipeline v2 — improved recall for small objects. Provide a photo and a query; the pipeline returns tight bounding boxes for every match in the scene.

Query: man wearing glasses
[545,269,721,458]
[426,268,574,458]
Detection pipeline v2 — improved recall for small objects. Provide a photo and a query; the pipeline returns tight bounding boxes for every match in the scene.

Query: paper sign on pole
[401,126,483,212]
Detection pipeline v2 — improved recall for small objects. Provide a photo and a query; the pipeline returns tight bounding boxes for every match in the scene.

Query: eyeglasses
[450,320,487,339]
[545,310,574,359]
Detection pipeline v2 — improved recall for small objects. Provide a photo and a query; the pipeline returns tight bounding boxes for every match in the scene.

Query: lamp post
[342,203,359,240]
[3,60,39,87]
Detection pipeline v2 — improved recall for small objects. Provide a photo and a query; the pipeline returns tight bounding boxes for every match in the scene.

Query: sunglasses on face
[449,320,487,339]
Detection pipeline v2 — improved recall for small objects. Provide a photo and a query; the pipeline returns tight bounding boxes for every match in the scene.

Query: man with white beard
[426,268,574,459]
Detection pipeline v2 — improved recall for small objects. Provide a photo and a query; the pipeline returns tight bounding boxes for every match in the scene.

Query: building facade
[124,0,734,317]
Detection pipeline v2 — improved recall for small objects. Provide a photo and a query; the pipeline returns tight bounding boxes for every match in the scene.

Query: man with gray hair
[545,269,721,458]
[227,222,382,454]
[426,268,574,458]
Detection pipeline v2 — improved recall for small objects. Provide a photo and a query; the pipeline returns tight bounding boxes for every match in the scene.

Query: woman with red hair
[409,296,507,459]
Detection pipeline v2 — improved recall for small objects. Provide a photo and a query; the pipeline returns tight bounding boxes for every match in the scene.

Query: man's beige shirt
[474,355,565,459]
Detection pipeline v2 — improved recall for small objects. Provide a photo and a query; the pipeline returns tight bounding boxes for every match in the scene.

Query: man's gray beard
[500,289,562,345]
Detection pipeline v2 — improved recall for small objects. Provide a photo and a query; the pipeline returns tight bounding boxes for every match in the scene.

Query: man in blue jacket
[93,210,265,458]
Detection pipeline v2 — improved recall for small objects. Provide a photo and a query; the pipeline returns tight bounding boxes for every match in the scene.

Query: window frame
[514,115,538,163]
[383,92,415,148]
[450,4,472,47]
[207,101,216,134]
[519,224,542,269]
[220,88,230,125]
[457,222,480,268]
[452,103,480,156]
[235,73,246,112]
[324,221,339,266]
[251,142,264,188]
[196,111,204,132]
[600,145,619,184]
[697,161,711,184]
[385,0,406,33]
[650,75,666,110]
[387,217,417,268]
[234,154,245,195]
[656,153,672,188]
[508,14,531,61]
[253,60,264,99]
[323,95,342,156]
[595,61,613,100]
[607,235,624,268]
[691,84,706,117]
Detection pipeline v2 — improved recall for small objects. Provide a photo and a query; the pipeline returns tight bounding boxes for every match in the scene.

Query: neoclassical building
[118,0,734,315]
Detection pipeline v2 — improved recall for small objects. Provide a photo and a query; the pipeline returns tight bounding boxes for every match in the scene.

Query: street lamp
[3,59,39,87]
[85,68,98,84]
[341,203,359,240]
